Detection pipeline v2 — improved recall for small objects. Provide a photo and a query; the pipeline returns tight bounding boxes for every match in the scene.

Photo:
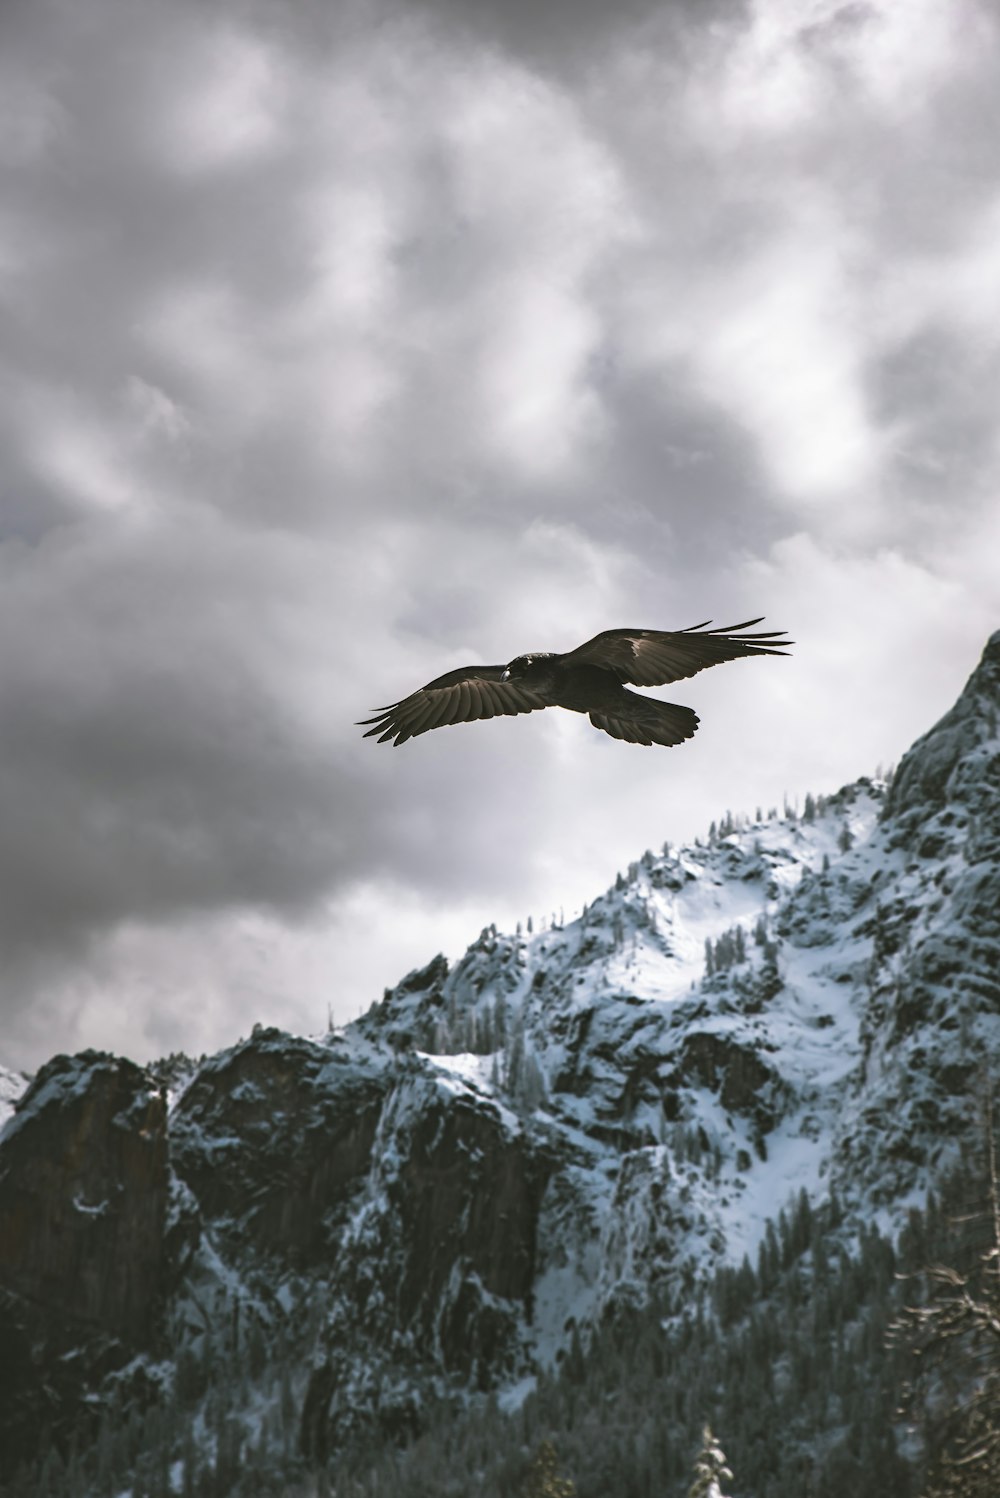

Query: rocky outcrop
[0,1052,169,1474]
[835,632,1000,1199]
[677,1032,788,1136]
[885,629,1000,844]
[0,1051,168,1342]
[170,1027,387,1264]
[333,1067,548,1369]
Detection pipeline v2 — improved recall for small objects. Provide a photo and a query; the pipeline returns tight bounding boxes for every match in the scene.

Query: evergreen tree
[521,1440,575,1497]
[893,1091,1000,1496]
[687,1424,734,1498]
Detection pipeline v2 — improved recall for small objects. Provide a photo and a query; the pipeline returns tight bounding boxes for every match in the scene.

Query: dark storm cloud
[407,0,753,80]
[0,518,344,943]
[1,0,999,1068]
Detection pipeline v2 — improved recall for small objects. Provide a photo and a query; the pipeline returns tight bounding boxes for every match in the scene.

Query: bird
[358,618,791,749]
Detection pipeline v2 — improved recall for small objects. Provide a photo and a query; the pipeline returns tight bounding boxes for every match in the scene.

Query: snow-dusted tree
[687,1423,734,1498]
[521,1439,576,1496]
[517,1051,548,1113]
[893,1089,1000,1496]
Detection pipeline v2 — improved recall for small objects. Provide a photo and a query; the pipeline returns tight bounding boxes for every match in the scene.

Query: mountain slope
[1,631,998,1491]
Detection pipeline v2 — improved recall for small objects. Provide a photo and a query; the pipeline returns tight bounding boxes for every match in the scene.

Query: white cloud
[156,24,289,173]
[480,280,605,477]
[829,0,994,118]
[22,389,139,513]
[123,376,191,444]
[1,0,999,1069]
[737,531,987,774]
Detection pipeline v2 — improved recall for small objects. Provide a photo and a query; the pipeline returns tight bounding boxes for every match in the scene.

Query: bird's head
[501,654,529,683]
[500,652,555,683]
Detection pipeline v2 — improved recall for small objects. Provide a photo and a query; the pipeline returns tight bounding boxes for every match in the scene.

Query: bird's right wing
[358,666,547,746]
[562,619,791,687]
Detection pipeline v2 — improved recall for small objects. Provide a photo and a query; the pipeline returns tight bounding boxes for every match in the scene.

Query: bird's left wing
[561,618,791,687]
[358,665,547,746]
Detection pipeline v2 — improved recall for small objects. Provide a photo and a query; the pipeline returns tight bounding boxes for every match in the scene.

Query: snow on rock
[2,630,999,1476]
[0,1063,29,1134]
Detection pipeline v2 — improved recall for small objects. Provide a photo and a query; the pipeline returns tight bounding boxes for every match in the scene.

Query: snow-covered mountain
[0,1064,28,1134]
[1,630,998,1493]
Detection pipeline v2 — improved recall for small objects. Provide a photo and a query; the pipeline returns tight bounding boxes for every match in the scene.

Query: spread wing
[561,618,791,688]
[358,666,547,747]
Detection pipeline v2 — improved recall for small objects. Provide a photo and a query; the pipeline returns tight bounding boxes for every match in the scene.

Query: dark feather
[357,665,546,746]
[562,619,791,687]
[589,694,699,747]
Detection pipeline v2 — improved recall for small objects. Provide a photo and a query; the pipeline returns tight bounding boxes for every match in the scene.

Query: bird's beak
[500,667,510,682]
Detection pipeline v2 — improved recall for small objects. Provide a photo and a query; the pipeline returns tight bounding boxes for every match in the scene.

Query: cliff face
[834,632,1000,1197]
[0,1052,168,1469]
[169,1030,387,1265]
[884,629,1000,839]
[1,633,998,1481]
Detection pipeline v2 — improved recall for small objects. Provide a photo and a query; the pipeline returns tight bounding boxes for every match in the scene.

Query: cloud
[0,0,998,1069]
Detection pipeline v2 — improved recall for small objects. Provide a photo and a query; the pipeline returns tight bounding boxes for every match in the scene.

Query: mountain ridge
[1,631,998,1492]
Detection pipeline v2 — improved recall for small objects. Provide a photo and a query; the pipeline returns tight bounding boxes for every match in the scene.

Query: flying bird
[358,618,791,748]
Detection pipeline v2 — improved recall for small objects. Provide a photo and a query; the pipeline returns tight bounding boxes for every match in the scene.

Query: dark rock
[675,1033,788,1133]
[885,631,1000,831]
[0,1052,168,1475]
[0,1051,168,1342]
[396,953,449,995]
[170,1029,386,1263]
[386,1084,548,1363]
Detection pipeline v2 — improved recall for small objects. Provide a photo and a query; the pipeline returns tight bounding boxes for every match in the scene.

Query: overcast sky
[1,0,997,1071]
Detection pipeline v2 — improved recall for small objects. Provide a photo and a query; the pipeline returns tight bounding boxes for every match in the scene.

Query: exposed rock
[0,1052,168,1474]
[0,1051,168,1341]
[885,630,1000,838]
[326,1068,550,1383]
[170,1027,387,1265]
[677,1032,788,1134]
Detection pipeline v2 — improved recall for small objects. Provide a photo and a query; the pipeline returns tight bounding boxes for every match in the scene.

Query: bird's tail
[589,692,699,747]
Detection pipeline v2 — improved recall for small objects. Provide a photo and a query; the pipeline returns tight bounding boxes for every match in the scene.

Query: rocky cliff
[1,632,998,1488]
[0,1053,168,1470]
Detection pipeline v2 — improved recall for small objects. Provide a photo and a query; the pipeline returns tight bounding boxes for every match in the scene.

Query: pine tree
[892,1088,1000,1496]
[521,1440,575,1497]
[687,1424,734,1498]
